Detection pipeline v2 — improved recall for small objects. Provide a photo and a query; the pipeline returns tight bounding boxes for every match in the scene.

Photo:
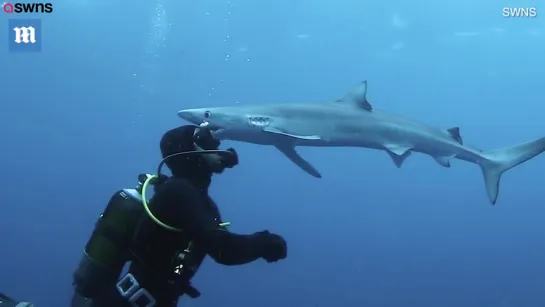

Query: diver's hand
[222,148,239,168]
[258,231,287,262]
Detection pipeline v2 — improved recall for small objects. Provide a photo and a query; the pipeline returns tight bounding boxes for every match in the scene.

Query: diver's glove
[180,282,201,299]
[257,231,287,262]
[221,148,239,168]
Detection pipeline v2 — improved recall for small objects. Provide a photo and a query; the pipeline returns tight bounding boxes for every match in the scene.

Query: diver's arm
[167,179,267,265]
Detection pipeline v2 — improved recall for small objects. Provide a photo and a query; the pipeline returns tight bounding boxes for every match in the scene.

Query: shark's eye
[204,111,211,118]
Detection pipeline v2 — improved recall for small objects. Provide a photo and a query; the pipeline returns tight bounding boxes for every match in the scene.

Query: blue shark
[178,81,545,204]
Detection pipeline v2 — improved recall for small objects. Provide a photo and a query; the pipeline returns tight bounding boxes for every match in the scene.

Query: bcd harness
[113,174,230,307]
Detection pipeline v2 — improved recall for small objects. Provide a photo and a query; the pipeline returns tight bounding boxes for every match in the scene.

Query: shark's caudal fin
[479,137,545,205]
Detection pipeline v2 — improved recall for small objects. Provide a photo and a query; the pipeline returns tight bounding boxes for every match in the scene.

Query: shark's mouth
[198,121,221,131]
[198,121,227,140]
[198,121,227,138]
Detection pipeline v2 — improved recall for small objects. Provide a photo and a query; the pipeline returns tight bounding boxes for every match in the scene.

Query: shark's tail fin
[479,137,545,205]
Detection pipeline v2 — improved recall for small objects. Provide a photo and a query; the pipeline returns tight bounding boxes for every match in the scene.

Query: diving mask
[192,122,238,173]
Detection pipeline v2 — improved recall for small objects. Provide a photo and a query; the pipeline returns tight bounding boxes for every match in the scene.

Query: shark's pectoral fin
[275,144,322,178]
[446,127,463,144]
[212,129,227,140]
[384,144,412,156]
[264,127,322,140]
[335,80,373,111]
[434,154,456,167]
[387,150,412,168]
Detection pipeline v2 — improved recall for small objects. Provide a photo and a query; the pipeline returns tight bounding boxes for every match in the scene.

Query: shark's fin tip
[384,144,412,156]
[275,144,322,178]
[434,155,456,167]
[337,80,373,112]
[446,127,463,144]
[387,150,412,167]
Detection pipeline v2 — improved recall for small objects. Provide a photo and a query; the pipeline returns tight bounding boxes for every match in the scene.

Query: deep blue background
[1,0,544,306]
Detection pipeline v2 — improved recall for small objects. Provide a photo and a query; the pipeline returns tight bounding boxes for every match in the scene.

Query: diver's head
[159,125,238,180]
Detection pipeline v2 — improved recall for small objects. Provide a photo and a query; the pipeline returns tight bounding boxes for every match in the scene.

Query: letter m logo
[8,19,42,52]
[13,26,36,44]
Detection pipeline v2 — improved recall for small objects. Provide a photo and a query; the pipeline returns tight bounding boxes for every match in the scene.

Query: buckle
[116,273,156,307]
[129,289,156,307]
[116,273,140,298]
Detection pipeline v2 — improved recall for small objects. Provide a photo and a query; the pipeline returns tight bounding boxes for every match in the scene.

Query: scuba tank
[72,157,233,304]
[71,175,153,300]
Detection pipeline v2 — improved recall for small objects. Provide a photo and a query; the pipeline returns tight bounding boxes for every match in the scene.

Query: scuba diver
[0,292,34,306]
[71,124,288,307]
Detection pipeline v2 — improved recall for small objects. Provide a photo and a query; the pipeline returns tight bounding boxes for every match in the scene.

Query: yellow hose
[141,175,230,231]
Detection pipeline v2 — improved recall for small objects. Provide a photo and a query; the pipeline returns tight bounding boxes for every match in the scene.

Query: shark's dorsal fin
[446,127,463,144]
[335,80,373,112]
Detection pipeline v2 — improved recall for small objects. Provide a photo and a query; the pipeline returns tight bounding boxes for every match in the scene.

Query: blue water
[1,0,544,306]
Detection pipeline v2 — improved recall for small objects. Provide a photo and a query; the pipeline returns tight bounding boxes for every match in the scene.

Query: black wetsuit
[84,178,277,307]
[151,177,270,265]
[71,125,287,307]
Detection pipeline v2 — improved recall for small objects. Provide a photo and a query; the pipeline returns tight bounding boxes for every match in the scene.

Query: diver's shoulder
[160,177,197,193]
[153,177,196,204]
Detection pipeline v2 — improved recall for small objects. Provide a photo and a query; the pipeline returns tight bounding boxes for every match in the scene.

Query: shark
[177,81,545,205]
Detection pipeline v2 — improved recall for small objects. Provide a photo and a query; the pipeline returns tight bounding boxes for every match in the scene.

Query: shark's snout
[177,109,201,124]
[177,109,224,131]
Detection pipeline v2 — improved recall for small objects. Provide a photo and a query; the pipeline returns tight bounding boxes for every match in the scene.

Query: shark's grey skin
[178,81,545,205]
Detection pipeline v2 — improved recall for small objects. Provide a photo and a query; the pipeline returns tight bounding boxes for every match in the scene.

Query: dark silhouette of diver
[70,124,288,306]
